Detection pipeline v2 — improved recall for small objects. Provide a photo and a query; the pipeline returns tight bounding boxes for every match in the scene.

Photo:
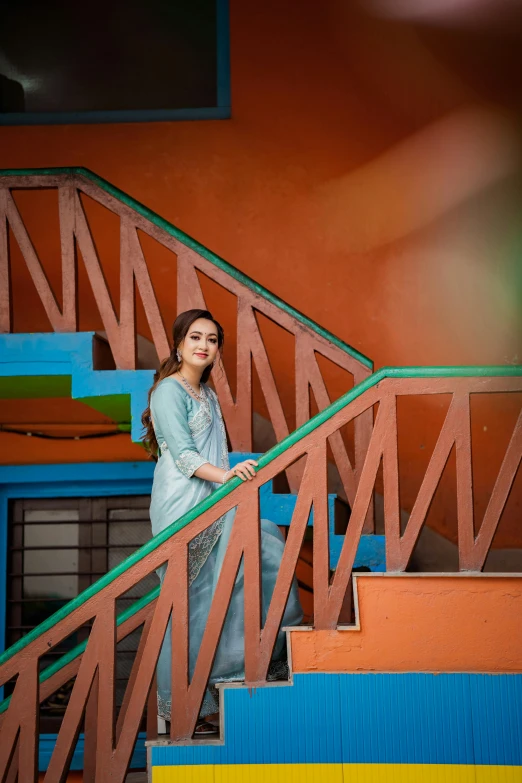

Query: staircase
[0,169,521,782]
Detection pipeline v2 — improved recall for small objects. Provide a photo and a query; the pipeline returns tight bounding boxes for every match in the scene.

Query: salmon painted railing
[0,366,520,781]
[0,167,373,517]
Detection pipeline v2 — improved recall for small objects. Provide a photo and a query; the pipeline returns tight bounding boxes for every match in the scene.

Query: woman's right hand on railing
[225,459,258,482]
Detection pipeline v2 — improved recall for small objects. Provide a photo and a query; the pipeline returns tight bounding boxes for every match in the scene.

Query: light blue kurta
[149,377,302,719]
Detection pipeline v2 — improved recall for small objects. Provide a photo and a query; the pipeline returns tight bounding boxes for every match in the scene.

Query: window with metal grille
[6,495,154,733]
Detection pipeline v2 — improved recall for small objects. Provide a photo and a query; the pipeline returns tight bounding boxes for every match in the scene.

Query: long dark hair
[141,309,224,458]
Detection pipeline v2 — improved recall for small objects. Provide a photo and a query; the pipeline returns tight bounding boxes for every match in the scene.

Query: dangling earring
[176,349,182,362]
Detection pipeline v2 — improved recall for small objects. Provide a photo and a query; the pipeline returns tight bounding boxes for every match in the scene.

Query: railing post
[93,599,116,783]
[0,658,39,783]
[234,299,254,451]
[170,518,245,740]
[310,440,330,629]
[1,189,69,332]
[3,736,18,783]
[256,450,319,677]
[83,670,99,783]
[385,391,460,572]
[243,492,262,684]
[316,397,390,629]
[44,606,113,783]
[353,371,376,534]
[382,392,400,562]
[58,183,78,331]
[120,218,171,367]
[73,190,132,369]
[16,658,39,783]
[0,188,11,333]
[455,391,476,570]
[460,406,522,571]
[110,572,174,777]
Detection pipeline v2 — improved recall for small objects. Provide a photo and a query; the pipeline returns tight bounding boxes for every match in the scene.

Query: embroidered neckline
[164,375,207,404]
[188,386,212,437]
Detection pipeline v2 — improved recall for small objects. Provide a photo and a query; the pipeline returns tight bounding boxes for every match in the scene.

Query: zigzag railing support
[0,369,520,780]
[0,168,374,527]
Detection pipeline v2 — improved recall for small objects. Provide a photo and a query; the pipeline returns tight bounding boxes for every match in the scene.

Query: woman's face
[178,317,220,373]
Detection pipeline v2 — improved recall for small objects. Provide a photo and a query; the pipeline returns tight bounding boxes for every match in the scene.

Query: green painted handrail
[0,363,520,685]
[0,166,372,370]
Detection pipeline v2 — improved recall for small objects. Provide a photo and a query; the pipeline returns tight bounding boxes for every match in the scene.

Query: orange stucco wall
[1,0,521,545]
[290,575,522,673]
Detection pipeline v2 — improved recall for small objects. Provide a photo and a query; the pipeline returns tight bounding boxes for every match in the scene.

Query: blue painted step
[0,332,153,441]
[230,453,385,572]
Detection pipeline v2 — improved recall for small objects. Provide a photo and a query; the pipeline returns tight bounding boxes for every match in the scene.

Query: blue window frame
[0,461,154,657]
[0,461,155,771]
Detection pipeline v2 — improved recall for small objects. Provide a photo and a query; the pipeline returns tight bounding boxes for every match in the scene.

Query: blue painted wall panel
[470,674,522,767]
[151,673,522,768]
[339,673,474,765]
[0,332,93,365]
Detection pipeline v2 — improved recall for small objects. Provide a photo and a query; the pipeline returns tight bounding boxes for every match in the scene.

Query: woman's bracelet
[221,469,232,484]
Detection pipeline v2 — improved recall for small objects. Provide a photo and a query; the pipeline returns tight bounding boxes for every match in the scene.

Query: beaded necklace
[177,371,203,401]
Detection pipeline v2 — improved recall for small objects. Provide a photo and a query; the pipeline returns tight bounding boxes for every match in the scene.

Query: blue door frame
[0,461,155,770]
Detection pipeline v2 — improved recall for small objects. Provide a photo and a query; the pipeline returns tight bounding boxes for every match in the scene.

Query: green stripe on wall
[76,393,131,425]
[0,376,72,398]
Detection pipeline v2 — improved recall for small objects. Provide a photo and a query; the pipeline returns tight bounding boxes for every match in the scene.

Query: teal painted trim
[0,107,231,126]
[0,167,372,369]
[1,362,520,668]
[0,461,154,491]
[216,0,231,109]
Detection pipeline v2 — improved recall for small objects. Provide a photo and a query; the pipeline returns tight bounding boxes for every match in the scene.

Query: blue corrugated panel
[150,673,522,768]
[470,674,522,766]
[339,673,474,765]
[151,673,343,767]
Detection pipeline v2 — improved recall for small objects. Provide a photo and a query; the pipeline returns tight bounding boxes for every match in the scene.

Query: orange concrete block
[290,574,522,673]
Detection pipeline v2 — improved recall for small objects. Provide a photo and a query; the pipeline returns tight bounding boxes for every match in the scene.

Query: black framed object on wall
[0,0,230,124]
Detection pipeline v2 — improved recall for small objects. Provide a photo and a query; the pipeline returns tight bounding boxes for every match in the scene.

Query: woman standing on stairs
[141,309,302,737]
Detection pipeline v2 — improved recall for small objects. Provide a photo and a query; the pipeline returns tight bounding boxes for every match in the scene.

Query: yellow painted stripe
[475,769,522,783]
[152,765,214,783]
[152,763,522,782]
[215,763,343,782]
